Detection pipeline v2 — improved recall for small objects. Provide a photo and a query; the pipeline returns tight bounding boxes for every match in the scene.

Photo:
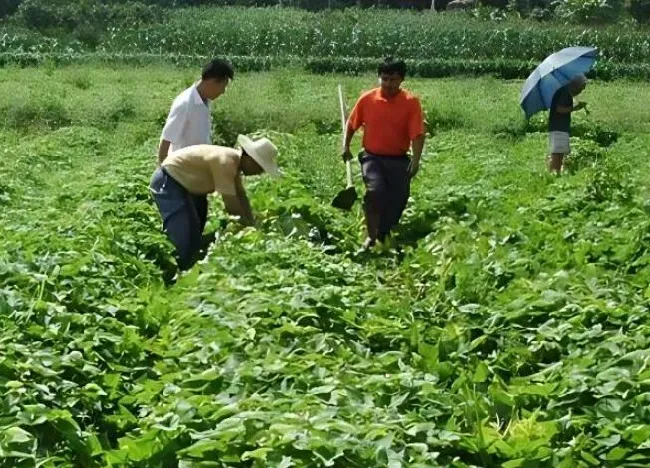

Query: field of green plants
[2,63,650,466]
[2,7,650,79]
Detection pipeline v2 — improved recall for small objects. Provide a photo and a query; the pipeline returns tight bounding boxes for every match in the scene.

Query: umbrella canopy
[520,46,598,119]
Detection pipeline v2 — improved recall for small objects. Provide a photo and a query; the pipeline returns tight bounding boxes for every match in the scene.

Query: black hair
[378,57,407,78]
[202,58,234,82]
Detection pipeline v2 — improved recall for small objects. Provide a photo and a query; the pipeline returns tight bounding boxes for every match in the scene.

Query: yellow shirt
[162,144,240,196]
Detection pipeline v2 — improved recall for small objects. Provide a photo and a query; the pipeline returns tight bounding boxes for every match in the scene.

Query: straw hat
[237,135,281,177]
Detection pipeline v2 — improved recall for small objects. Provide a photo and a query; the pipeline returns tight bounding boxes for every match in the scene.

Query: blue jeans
[149,167,206,270]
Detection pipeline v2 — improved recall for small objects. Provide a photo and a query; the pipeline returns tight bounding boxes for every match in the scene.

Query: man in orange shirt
[343,58,426,249]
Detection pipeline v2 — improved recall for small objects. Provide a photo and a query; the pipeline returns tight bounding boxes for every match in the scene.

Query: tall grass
[2,7,650,66]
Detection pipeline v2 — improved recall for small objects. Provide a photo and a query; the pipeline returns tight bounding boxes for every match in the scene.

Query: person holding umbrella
[342,57,426,250]
[520,47,597,174]
[548,74,587,174]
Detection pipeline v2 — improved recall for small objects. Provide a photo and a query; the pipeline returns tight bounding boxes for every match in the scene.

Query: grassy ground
[2,65,650,466]
[3,64,650,137]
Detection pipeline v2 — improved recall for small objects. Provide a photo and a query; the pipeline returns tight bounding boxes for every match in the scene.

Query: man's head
[240,151,265,176]
[568,74,587,97]
[237,135,281,177]
[200,58,234,100]
[378,57,407,98]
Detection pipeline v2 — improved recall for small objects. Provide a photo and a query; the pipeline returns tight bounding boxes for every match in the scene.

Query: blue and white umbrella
[520,46,598,119]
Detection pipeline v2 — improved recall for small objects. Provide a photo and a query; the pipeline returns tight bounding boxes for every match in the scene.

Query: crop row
[3,51,650,81]
[92,8,650,63]
[3,8,650,63]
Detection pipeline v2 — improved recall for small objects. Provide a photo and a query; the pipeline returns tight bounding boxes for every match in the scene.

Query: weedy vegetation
[2,60,650,466]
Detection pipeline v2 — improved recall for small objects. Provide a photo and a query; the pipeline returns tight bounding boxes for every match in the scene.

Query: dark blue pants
[149,167,208,270]
[359,151,410,241]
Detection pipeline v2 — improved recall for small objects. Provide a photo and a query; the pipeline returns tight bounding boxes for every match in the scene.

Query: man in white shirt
[157,58,234,235]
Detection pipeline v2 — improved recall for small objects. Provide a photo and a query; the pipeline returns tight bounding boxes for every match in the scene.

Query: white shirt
[161,84,212,153]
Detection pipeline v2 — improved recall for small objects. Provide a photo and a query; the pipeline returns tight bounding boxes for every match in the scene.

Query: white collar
[191,84,209,106]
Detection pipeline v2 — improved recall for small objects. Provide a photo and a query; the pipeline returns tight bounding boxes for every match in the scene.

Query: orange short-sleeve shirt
[348,88,425,156]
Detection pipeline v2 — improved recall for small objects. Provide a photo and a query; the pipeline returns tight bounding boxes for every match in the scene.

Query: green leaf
[606,447,629,461]
[177,267,201,287]
[435,362,455,381]
[502,459,526,468]
[118,430,163,462]
[580,451,600,466]
[242,448,272,461]
[473,362,489,383]
[418,341,439,371]
[181,437,235,459]
[596,434,621,448]
[278,456,293,468]
[87,434,103,456]
[309,385,336,395]
[624,425,650,444]
[3,427,33,444]
[490,386,515,407]
[510,383,556,397]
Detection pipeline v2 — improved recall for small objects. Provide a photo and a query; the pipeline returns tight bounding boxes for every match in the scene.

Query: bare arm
[344,124,356,152]
[235,181,255,227]
[157,139,171,165]
[342,124,356,161]
[343,97,363,160]
[408,134,426,179]
[221,176,255,227]
[411,134,425,163]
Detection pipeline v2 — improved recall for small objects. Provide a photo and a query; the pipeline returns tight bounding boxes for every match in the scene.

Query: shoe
[362,237,376,250]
